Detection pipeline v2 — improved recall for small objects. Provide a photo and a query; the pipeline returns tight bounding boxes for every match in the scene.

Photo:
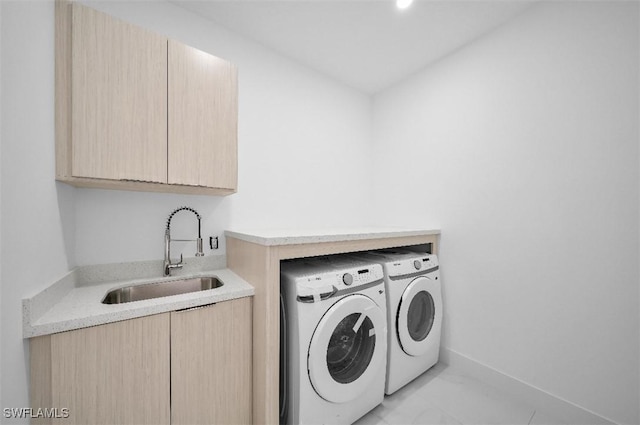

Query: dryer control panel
[386,254,439,278]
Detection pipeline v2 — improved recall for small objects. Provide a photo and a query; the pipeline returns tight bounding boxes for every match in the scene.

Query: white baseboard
[439,347,618,425]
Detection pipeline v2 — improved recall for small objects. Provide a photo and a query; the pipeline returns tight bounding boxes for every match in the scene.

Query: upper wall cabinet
[55,1,238,196]
[168,41,238,190]
[70,4,168,184]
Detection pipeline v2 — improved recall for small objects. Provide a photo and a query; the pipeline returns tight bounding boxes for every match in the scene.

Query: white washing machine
[349,248,442,395]
[280,257,387,425]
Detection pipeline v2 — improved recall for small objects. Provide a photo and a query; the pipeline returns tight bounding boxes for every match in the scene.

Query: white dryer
[280,257,387,425]
[350,249,442,395]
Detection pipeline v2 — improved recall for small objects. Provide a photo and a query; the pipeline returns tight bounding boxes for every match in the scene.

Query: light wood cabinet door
[56,2,238,195]
[171,298,252,425]
[71,3,167,183]
[168,40,238,190]
[30,313,171,425]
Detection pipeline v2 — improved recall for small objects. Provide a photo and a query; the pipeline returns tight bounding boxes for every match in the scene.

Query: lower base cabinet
[171,299,252,425]
[31,313,170,425]
[30,297,252,425]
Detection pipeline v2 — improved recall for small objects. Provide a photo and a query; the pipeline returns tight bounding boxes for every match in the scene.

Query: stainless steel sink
[102,276,223,304]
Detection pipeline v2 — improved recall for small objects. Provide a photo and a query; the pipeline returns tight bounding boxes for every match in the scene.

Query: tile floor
[354,363,566,425]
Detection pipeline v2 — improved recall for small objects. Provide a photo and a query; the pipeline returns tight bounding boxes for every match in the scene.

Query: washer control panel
[289,261,384,302]
[337,264,384,288]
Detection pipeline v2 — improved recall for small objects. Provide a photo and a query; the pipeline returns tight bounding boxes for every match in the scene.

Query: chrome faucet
[164,206,204,276]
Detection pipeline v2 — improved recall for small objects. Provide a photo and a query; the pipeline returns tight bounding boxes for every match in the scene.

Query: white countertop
[23,260,254,338]
[225,226,440,246]
[24,228,437,337]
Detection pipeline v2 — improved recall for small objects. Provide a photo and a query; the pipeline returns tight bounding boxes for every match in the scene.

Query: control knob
[413,260,422,270]
[342,273,354,286]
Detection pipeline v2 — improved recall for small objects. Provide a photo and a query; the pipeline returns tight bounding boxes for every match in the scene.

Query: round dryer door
[397,276,441,356]
[308,294,386,404]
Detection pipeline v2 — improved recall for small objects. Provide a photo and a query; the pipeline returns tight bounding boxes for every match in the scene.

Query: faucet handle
[171,254,184,269]
[165,254,184,275]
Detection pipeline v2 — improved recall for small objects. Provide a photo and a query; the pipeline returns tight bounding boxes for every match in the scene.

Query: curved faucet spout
[164,206,205,276]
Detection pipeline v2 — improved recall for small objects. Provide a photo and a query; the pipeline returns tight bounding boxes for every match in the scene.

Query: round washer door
[308,294,386,403]
[397,276,440,356]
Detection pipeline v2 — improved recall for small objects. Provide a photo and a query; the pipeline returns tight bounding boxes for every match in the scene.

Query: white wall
[372,2,639,424]
[0,0,372,419]
[0,1,77,421]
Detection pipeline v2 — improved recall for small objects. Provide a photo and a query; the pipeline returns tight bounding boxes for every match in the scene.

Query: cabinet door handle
[174,303,217,313]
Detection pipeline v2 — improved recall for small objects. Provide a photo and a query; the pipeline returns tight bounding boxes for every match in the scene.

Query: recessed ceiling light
[396,0,414,10]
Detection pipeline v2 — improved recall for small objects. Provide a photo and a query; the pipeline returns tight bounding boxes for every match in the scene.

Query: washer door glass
[327,313,375,384]
[308,294,386,403]
[397,275,442,356]
[407,291,435,342]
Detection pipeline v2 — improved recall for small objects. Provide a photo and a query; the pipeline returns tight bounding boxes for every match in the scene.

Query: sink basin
[102,276,223,305]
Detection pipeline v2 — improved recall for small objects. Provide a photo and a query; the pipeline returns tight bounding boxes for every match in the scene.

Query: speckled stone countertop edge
[225,227,441,246]
[23,256,254,338]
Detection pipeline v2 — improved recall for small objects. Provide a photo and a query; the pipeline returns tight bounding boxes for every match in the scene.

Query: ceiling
[172,0,535,94]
